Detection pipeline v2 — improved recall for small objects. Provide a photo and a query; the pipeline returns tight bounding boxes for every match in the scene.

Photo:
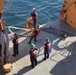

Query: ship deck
[0,20,76,75]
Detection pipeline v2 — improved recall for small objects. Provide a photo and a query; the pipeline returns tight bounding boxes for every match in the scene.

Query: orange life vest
[33,29,40,36]
[32,50,37,56]
[29,48,38,56]
[44,42,51,49]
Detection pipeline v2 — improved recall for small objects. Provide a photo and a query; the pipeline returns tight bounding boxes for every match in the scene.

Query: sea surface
[2,0,64,32]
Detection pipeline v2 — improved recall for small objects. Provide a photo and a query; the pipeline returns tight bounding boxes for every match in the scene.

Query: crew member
[12,33,19,57]
[29,43,38,68]
[43,37,51,60]
[31,8,38,29]
[28,24,40,44]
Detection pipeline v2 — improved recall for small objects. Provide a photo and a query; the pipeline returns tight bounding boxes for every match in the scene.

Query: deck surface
[0,20,76,75]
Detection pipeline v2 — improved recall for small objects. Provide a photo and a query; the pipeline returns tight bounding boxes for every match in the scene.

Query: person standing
[31,8,38,29]
[28,24,40,44]
[29,43,38,68]
[43,37,51,60]
[12,33,19,57]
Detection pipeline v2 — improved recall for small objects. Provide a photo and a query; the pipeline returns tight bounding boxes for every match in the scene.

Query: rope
[3,0,11,10]
[8,26,31,34]
[2,0,13,18]
[8,26,31,30]
[7,24,44,37]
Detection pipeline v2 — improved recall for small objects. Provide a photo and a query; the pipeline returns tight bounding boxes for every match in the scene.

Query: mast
[0,0,5,19]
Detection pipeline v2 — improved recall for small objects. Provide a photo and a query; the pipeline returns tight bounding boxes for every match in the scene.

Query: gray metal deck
[0,20,76,75]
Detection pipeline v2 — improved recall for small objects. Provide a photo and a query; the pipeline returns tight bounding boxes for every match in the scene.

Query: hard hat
[14,33,18,37]
[30,43,35,48]
[36,24,39,28]
[45,37,50,42]
[32,8,36,12]
[32,8,36,11]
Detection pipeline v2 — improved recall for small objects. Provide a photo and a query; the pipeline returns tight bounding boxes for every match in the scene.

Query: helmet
[32,8,36,12]
[36,24,39,28]
[30,43,35,48]
[45,37,50,42]
[14,33,18,37]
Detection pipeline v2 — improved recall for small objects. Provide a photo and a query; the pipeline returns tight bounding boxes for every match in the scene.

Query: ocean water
[2,0,64,32]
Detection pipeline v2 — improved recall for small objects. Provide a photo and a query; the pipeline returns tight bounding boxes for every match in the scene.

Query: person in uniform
[31,8,38,29]
[28,24,40,44]
[29,43,38,68]
[43,37,51,60]
[12,33,19,57]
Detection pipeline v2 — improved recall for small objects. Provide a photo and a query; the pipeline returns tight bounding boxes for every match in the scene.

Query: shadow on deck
[50,41,76,75]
